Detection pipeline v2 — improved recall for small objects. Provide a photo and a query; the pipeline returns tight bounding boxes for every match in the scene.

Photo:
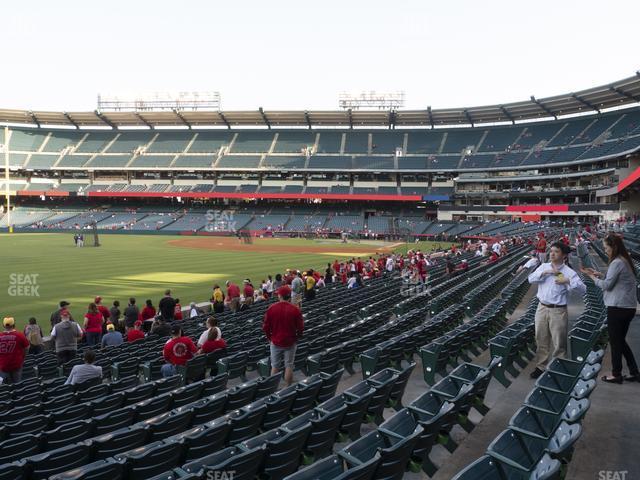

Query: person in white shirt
[492,242,501,255]
[528,242,586,378]
[386,257,395,273]
[197,316,223,347]
[517,254,540,273]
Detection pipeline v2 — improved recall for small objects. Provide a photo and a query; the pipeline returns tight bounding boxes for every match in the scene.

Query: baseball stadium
[0,2,639,479]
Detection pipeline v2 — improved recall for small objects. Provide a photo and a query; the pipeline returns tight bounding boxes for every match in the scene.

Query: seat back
[91,426,150,460]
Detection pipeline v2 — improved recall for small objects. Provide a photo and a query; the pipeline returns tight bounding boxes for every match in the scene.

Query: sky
[1,0,639,112]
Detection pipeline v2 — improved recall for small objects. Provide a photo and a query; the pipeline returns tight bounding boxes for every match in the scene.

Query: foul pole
[3,126,10,233]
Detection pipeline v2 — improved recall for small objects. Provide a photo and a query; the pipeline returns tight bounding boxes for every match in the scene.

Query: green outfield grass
[0,233,452,331]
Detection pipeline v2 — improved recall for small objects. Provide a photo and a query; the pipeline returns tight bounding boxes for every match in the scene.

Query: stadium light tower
[97,91,222,111]
[339,91,405,110]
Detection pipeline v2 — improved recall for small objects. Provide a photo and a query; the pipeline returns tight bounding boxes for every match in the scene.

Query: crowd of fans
[1,227,635,390]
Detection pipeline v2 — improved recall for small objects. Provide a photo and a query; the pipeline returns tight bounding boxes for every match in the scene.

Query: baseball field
[0,233,452,331]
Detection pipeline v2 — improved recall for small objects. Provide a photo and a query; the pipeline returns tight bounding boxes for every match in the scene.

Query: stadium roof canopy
[1,73,639,130]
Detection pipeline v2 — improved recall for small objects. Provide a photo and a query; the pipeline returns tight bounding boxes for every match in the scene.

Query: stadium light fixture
[97,91,222,112]
[339,91,405,110]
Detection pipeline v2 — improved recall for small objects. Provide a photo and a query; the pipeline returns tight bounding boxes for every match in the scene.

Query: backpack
[27,326,43,346]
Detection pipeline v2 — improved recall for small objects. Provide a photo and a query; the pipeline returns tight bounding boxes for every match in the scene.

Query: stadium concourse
[0,225,638,479]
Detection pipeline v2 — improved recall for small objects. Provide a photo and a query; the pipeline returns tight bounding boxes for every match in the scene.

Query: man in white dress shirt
[528,241,586,378]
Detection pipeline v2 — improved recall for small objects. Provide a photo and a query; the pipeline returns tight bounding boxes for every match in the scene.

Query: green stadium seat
[93,408,136,435]
[76,384,109,402]
[225,381,259,411]
[176,356,206,384]
[171,417,231,461]
[134,394,173,422]
[338,427,423,480]
[217,352,249,381]
[451,454,561,480]
[226,403,268,445]
[387,363,416,411]
[26,443,93,479]
[142,358,166,382]
[115,441,184,479]
[284,453,381,480]
[289,375,323,417]
[255,373,282,399]
[363,371,398,425]
[43,420,94,451]
[0,462,25,480]
[318,385,375,442]
[200,373,228,397]
[155,375,183,395]
[0,434,41,464]
[409,392,458,453]
[50,403,92,428]
[185,392,227,425]
[260,386,298,431]
[48,458,124,480]
[73,376,101,392]
[90,426,150,460]
[111,359,140,381]
[146,410,194,442]
[110,375,140,393]
[124,383,155,404]
[241,422,313,478]
[317,369,344,403]
[42,394,75,413]
[291,405,347,462]
[92,392,124,416]
[170,383,204,409]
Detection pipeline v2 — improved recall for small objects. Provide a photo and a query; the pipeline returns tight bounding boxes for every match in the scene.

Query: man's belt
[540,302,567,309]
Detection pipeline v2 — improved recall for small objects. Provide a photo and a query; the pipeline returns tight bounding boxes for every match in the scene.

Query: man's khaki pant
[534,303,569,369]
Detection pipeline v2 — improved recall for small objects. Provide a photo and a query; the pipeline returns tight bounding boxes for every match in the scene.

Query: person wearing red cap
[126,321,145,342]
[94,296,110,323]
[263,285,304,386]
[0,317,30,384]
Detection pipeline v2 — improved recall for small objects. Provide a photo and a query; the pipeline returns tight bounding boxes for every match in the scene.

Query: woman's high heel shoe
[624,374,640,382]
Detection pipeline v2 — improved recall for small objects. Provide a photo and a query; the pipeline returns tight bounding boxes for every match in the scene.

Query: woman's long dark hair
[604,233,637,276]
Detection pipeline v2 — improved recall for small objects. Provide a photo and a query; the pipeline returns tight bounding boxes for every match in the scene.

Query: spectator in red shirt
[198,327,228,354]
[536,234,547,264]
[263,285,304,386]
[126,321,145,342]
[161,325,197,377]
[94,296,110,323]
[173,299,183,321]
[226,281,241,313]
[141,300,156,321]
[243,280,255,307]
[0,317,30,384]
[83,303,104,347]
